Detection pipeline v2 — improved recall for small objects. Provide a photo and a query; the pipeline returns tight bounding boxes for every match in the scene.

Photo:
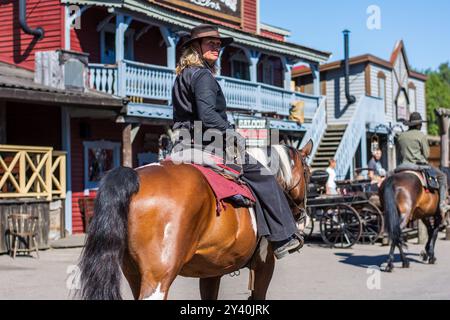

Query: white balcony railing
[88,63,118,95]
[88,60,320,118]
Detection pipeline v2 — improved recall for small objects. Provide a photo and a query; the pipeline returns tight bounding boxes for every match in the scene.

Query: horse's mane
[247,145,294,190]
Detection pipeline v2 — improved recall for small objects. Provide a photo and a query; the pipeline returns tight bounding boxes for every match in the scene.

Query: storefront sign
[236,118,269,147]
[153,0,242,23]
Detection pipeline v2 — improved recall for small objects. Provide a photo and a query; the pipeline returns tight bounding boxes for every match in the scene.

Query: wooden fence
[0,145,66,201]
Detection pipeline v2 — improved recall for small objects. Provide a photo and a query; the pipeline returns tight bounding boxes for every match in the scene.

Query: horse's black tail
[383,175,402,246]
[78,167,140,300]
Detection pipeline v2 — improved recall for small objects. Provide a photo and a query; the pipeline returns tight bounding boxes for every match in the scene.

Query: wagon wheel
[319,204,362,248]
[297,208,314,240]
[358,202,384,244]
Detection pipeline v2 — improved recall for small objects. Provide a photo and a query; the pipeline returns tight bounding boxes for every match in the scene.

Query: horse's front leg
[248,238,275,300]
[199,276,222,300]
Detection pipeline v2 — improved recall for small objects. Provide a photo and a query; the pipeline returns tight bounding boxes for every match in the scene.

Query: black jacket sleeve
[191,69,231,132]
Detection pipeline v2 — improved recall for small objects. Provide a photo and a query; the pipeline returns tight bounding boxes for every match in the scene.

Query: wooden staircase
[310,125,347,171]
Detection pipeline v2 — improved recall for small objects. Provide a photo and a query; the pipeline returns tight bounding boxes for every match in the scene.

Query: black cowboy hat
[404,112,427,127]
[181,24,234,49]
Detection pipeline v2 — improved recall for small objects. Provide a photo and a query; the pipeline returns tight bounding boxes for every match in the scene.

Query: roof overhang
[0,85,126,111]
[61,0,331,63]
[292,53,428,81]
[260,23,291,37]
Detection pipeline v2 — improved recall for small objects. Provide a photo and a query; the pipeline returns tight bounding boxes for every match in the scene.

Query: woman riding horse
[172,23,303,259]
[77,23,312,300]
[380,112,450,271]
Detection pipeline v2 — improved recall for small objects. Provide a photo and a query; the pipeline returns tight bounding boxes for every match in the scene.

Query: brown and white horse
[77,141,312,300]
[380,171,442,272]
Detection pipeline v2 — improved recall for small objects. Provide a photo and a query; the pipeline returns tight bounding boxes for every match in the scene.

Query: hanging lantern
[371,134,379,153]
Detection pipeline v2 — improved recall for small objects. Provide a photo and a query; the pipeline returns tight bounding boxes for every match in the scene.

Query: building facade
[0,0,330,234]
[293,41,428,179]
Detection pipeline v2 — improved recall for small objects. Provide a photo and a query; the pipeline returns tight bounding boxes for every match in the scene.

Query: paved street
[1,234,450,300]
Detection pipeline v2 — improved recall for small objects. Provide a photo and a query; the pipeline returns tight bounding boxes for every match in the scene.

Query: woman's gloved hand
[225,131,246,163]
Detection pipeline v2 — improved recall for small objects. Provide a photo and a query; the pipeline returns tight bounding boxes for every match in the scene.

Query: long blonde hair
[175,45,217,75]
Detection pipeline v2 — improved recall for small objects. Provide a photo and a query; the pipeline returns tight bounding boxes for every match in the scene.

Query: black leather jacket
[172,66,233,133]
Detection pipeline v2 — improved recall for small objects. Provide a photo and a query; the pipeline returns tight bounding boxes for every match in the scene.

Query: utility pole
[436,108,450,240]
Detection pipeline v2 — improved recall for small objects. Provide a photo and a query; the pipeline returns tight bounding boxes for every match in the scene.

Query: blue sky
[260,0,450,71]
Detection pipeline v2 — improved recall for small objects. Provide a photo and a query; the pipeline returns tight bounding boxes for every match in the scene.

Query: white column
[159,27,177,69]
[64,5,71,50]
[116,14,132,96]
[281,57,294,91]
[248,50,261,83]
[65,5,91,50]
[361,130,368,177]
[310,62,321,96]
[115,14,131,62]
[61,107,72,235]
[216,48,224,75]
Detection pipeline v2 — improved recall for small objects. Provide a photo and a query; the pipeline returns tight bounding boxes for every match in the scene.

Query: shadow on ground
[334,252,426,269]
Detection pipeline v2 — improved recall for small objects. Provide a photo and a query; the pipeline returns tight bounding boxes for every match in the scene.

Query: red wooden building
[1,0,330,234]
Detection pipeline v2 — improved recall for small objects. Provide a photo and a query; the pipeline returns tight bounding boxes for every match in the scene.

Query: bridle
[282,145,311,222]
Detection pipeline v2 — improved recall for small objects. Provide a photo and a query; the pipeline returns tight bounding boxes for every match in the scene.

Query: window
[377,71,387,112]
[230,51,250,80]
[83,140,121,190]
[262,56,274,85]
[101,24,134,64]
[408,82,417,113]
[103,31,116,64]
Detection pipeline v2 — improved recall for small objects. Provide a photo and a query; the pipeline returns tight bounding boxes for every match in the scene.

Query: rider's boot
[272,233,304,260]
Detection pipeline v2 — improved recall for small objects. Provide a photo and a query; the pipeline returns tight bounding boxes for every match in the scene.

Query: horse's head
[273,140,313,221]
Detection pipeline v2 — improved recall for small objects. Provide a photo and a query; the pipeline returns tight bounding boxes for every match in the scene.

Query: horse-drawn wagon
[299,170,384,248]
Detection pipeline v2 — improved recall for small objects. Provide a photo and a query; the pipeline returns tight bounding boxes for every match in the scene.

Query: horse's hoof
[402,261,410,268]
[428,257,437,265]
[380,263,393,272]
[420,251,428,261]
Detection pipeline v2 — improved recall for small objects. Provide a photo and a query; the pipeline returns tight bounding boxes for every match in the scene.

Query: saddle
[394,167,440,191]
[168,148,256,212]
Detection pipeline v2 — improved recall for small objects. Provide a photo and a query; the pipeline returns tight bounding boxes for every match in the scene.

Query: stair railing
[334,97,366,179]
[302,96,327,164]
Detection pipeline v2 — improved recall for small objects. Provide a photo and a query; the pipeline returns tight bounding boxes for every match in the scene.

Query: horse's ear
[300,139,313,157]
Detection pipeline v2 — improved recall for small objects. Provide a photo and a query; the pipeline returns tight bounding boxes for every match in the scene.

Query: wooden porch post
[0,101,6,144]
[116,14,132,97]
[61,107,72,235]
[160,27,177,70]
[360,130,368,176]
[436,108,450,240]
[247,49,261,83]
[281,57,294,91]
[309,63,321,96]
[122,123,141,168]
[216,48,224,76]
[436,108,450,168]
[122,124,132,168]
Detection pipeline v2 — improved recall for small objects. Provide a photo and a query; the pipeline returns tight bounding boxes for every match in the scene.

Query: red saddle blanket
[190,164,256,210]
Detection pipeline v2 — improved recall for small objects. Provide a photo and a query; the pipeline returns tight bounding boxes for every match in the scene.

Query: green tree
[426,62,450,135]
